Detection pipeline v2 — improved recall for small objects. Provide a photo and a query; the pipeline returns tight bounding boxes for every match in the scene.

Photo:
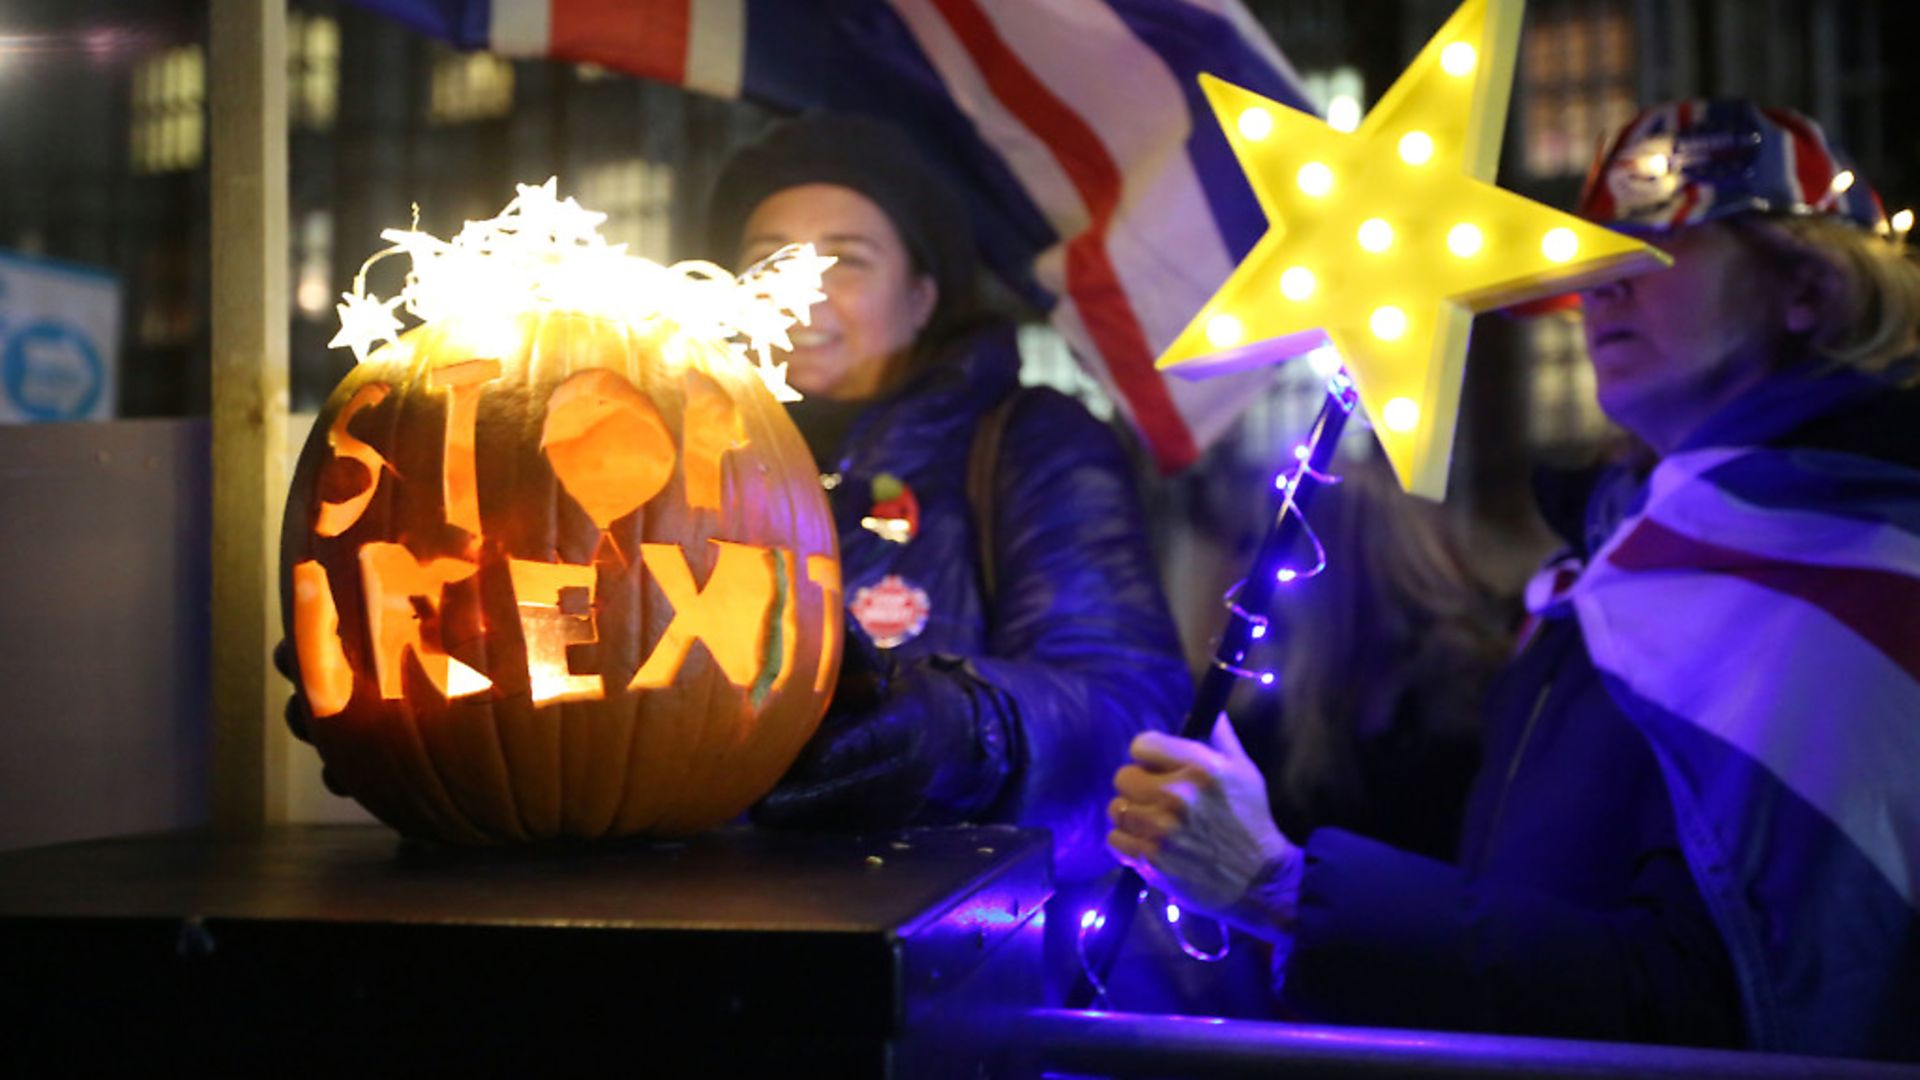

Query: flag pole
[1067,372,1360,1008]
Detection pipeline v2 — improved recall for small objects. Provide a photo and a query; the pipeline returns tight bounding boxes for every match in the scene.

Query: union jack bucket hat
[1577,99,1888,235]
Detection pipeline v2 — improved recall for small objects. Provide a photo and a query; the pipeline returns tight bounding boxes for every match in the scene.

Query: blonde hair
[1266,456,1506,823]
[1732,215,1920,384]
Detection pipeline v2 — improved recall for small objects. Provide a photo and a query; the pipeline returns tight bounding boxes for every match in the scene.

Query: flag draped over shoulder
[347,0,1314,472]
[1571,445,1920,1059]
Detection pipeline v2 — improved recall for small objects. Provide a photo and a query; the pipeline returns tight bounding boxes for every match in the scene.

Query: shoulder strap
[967,389,1027,608]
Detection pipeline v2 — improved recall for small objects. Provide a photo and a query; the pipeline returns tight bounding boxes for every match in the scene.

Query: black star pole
[1066,373,1360,1009]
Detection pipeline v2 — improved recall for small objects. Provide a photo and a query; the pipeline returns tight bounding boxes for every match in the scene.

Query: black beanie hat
[704,112,979,311]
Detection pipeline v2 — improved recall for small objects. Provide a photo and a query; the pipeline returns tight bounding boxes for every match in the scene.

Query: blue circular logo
[3,321,103,421]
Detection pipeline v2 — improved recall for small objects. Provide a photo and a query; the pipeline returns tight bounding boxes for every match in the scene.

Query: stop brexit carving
[290,359,842,719]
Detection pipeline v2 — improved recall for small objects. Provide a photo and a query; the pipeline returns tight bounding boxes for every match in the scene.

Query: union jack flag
[346,0,1313,473]
[1568,444,1920,1058]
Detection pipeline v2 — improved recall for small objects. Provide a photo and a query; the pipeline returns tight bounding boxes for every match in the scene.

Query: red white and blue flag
[347,0,1314,472]
[1566,445,1920,1058]
[1578,98,1887,235]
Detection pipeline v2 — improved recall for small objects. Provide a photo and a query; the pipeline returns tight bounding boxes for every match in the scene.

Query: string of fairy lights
[328,177,834,404]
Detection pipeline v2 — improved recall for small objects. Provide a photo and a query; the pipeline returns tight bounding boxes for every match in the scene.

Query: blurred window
[428,49,515,124]
[576,157,675,264]
[130,46,204,174]
[1524,310,1611,448]
[1521,2,1636,177]
[293,210,335,321]
[289,10,340,130]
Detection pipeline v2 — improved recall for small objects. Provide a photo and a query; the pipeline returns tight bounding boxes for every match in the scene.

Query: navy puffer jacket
[811,325,1191,884]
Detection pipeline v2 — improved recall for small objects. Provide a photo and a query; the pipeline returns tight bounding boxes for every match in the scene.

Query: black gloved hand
[752,628,1010,831]
[272,637,347,796]
[272,637,313,743]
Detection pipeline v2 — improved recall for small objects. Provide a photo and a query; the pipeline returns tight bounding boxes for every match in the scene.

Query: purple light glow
[1166,903,1182,924]
[1277,569,1298,584]
[1250,623,1267,640]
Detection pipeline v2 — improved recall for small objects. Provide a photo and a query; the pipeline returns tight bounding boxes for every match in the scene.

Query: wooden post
[208,1,290,832]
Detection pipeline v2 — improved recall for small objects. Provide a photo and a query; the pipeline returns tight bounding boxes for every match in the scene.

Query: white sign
[0,251,121,423]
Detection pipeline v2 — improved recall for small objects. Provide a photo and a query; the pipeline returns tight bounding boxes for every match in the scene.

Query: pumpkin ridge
[470,548,528,841]
[466,319,530,840]
[628,376,682,835]
[392,351,497,843]
[579,323,631,837]
[391,639,491,844]
[676,384,748,829]
[459,342,527,841]
[671,386,758,830]
[341,355,454,840]
[549,316,590,839]
[509,313,566,838]
[414,343,521,841]
[596,324,648,836]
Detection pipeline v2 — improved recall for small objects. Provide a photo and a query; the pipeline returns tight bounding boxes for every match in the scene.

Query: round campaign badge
[849,574,931,649]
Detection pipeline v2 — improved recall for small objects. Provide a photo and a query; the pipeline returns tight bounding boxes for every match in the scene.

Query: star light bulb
[1237,107,1274,141]
[1542,227,1580,263]
[1447,223,1484,257]
[1399,131,1435,165]
[1206,313,1245,348]
[1370,305,1408,340]
[1357,219,1395,253]
[1327,95,1363,133]
[1441,41,1476,75]
[1297,161,1334,197]
[1279,266,1317,301]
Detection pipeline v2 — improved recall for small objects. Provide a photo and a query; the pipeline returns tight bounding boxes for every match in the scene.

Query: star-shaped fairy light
[330,177,834,402]
[1157,0,1670,498]
[328,290,404,364]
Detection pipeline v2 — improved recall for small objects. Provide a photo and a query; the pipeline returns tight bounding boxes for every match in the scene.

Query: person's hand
[272,637,347,796]
[272,637,314,743]
[1107,714,1302,943]
[752,635,1005,831]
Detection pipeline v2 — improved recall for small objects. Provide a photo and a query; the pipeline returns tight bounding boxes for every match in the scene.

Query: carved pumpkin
[280,308,842,844]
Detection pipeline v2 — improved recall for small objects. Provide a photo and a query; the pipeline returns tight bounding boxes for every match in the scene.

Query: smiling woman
[702,113,1192,895]
[737,183,936,402]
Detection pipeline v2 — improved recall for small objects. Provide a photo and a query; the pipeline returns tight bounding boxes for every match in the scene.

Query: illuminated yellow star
[1157,0,1669,497]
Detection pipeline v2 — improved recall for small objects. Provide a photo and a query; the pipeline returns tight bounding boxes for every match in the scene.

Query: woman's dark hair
[704,112,989,366]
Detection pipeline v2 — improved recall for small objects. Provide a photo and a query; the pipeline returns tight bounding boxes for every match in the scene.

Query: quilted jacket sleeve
[1281,823,1744,1044]
[965,389,1193,885]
